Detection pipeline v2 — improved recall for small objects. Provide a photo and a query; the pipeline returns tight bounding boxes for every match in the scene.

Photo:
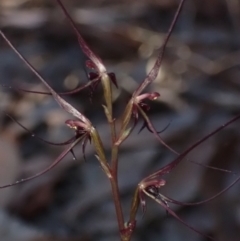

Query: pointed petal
[0,30,91,125]
[56,0,106,73]
[134,0,186,96]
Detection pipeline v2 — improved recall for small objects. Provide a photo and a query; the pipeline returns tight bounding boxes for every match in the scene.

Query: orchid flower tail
[134,0,186,96]
[55,0,106,74]
[4,112,76,146]
[146,114,240,180]
[1,78,99,96]
[70,149,77,161]
[138,106,178,155]
[143,190,215,240]
[138,119,172,134]
[158,200,215,240]
[81,135,90,162]
[0,137,82,189]
[190,160,238,175]
[162,174,240,207]
[0,30,91,125]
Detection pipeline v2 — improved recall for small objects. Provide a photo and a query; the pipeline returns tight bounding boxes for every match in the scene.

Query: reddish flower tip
[148,92,160,100]
[85,60,97,70]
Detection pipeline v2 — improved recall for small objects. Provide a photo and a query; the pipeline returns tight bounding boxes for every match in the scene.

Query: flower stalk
[1,1,240,241]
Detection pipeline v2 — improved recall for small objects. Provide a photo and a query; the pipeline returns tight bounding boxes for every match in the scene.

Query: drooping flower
[132,92,160,130]
[134,114,240,239]
[86,60,118,95]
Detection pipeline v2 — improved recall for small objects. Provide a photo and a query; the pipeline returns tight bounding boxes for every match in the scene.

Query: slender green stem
[129,188,140,224]
[111,143,126,239]
[101,73,126,239]
[109,144,126,240]
[102,73,116,142]
[111,144,119,173]
[110,174,125,234]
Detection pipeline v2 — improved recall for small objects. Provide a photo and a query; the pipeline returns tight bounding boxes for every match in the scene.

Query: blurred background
[0,0,240,241]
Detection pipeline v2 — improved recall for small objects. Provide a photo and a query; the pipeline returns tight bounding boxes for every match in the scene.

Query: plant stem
[101,73,126,239]
[110,174,125,236]
[129,188,140,224]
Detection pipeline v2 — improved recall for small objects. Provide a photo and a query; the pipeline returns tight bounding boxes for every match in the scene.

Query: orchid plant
[0,1,240,241]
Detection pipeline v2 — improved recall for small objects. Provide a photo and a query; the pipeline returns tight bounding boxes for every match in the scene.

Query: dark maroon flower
[136,114,240,239]
[65,119,92,161]
[86,60,118,96]
[132,92,160,130]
